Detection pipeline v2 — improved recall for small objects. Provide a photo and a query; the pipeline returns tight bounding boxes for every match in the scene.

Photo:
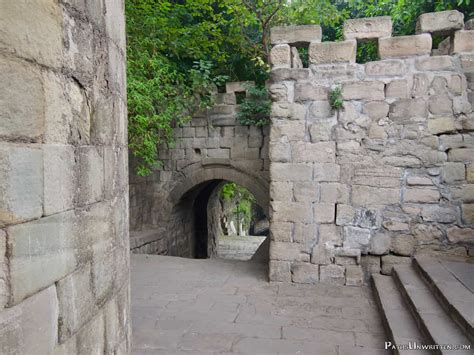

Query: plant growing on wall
[329,85,343,111]
[236,86,271,127]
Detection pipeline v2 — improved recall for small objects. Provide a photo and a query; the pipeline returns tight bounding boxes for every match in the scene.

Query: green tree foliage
[219,182,256,234]
[127,0,472,174]
[237,86,271,127]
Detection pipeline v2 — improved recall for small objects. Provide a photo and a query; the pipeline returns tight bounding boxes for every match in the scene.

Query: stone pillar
[0,0,129,353]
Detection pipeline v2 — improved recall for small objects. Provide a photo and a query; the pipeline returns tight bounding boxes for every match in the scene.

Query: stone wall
[0,0,130,353]
[268,11,474,285]
[129,82,269,257]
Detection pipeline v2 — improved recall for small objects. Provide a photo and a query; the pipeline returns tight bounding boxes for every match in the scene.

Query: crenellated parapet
[270,10,473,69]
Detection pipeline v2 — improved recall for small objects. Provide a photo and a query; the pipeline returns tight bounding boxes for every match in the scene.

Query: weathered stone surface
[421,205,457,223]
[381,255,411,275]
[391,235,416,256]
[428,95,453,115]
[441,162,465,183]
[269,261,291,282]
[415,56,455,71]
[77,146,104,206]
[270,242,309,262]
[57,263,98,341]
[370,233,391,255]
[462,204,474,224]
[403,187,440,203]
[294,84,329,101]
[291,263,319,284]
[293,182,319,203]
[352,186,400,206]
[385,80,408,98]
[270,44,291,69]
[452,30,474,54]
[320,183,349,204]
[448,148,474,162]
[292,142,335,163]
[314,163,341,182]
[309,40,357,64]
[7,211,78,305]
[343,227,371,254]
[416,10,464,35]
[0,57,44,140]
[363,101,389,120]
[427,117,455,135]
[314,203,336,224]
[336,204,358,226]
[0,285,58,355]
[270,163,312,181]
[271,102,306,120]
[379,34,432,58]
[43,145,76,215]
[0,145,43,225]
[342,81,384,101]
[0,0,63,68]
[343,16,392,41]
[345,265,364,286]
[389,98,427,120]
[365,60,405,76]
[272,202,313,223]
[446,227,474,244]
[270,25,322,45]
[466,19,474,30]
[76,312,105,355]
[320,264,345,285]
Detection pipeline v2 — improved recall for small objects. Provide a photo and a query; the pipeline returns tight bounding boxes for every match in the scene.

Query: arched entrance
[167,166,270,260]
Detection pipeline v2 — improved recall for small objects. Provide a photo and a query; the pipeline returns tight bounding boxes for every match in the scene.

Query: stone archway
[166,165,269,259]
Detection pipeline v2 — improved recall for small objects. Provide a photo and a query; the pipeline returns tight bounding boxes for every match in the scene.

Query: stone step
[413,257,474,344]
[372,274,429,354]
[392,264,471,354]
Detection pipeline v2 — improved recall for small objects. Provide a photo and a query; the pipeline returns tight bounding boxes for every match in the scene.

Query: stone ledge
[270,25,322,45]
[343,16,392,41]
[378,34,432,59]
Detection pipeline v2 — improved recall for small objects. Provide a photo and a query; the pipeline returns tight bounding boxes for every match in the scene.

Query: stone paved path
[131,255,388,354]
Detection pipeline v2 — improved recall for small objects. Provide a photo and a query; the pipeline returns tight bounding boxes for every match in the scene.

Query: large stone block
[381,255,411,275]
[77,146,104,206]
[57,263,98,341]
[0,0,63,68]
[452,30,474,54]
[365,60,406,76]
[462,204,474,224]
[0,285,58,355]
[294,83,329,102]
[379,34,432,59]
[403,187,440,203]
[270,163,313,181]
[421,205,457,223]
[270,44,291,69]
[416,10,464,35]
[292,142,336,163]
[442,162,465,183]
[319,264,345,285]
[270,242,309,262]
[343,16,392,41]
[352,166,402,188]
[415,56,456,71]
[389,98,427,120]
[314,163,340,182]
[448,148,474,162]
[342,81,384,101]
[43,145,76,215]
[0,57,44,140]
[370,232,391,255]
[271,201,313,223]
[291,263,319,284]
[7,211,78,304]
[293,181,319,203]
[352,186,400,206]
[345,265,364,286]
[447,227,474,244]
[427,117,455,135]
[343,227,371,254]
[309,40,356,64]
[76,312,105,354]
[269,261,291,282]
[320,183,350,204]
[385,80,408,99]
[271,102,306,120]
[105,0,126,48]
[270,25,322,45]
[0,145,43,226]
[269,141,291,163]
[314,203,335,224]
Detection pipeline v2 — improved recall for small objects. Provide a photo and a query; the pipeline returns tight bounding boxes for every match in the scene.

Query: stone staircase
[372,257,473,354]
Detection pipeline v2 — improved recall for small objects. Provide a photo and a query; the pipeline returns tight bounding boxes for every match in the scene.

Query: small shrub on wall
[237,86,271,127]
